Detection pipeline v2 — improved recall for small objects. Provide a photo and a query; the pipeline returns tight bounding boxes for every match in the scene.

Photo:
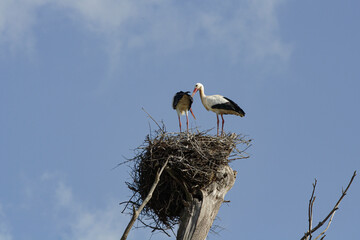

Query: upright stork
[173,91,196,132]
[191,83,245,136]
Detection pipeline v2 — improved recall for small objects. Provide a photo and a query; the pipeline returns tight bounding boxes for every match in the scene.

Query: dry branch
[121,158,169,240]
[307,179,317,240]
[301,171,357,240]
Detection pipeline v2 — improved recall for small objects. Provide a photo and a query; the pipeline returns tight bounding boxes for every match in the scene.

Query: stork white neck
[197,84,206,98]
[196,84,211,111]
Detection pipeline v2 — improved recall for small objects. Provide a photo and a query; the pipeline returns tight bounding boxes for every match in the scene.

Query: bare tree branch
[121,158,169,240]
[301,171,357,240]
[136,218,172,237]
[313,210,335,240]
[142,107,165,133]
[307,179,317,240]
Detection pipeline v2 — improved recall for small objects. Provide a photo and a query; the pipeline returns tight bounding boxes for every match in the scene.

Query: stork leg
[178,115,182,132]
[216,114,220,136]
[221,114,225,136]
[186,112,189,132]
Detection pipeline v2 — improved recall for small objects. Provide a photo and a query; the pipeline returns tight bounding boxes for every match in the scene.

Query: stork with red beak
[191,83,245,136]
[173,91,196,132]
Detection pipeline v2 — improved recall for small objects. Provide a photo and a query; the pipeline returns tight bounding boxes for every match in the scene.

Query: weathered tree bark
[177,165,237,240]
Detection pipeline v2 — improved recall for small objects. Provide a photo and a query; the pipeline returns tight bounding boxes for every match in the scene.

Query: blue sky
[1,0,359,239]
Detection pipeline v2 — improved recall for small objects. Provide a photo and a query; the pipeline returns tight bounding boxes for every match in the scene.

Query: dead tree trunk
[177,165,237,240]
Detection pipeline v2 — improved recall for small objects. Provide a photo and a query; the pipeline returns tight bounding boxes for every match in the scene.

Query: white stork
[172,91,196,132]
[191,83,245,136]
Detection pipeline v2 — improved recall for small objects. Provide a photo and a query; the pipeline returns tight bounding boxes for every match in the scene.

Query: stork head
[191,83,203,97]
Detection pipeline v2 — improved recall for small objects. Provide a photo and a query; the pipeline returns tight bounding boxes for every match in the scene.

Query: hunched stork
[191,83,245,136]
[173,91,196,132]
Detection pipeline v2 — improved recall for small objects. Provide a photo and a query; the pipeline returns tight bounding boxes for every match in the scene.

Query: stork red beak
[191,88,198,97]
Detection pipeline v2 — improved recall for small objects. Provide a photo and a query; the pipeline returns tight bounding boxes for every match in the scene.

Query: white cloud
[0,0,291,62]
[0,204,12,240]
[4,172,139,240]
[53,181,130,240]
[0,0,37,55]
[55,182,73,207]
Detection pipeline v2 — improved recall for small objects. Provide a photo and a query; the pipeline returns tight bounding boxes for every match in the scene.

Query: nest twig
[122,129,251,235]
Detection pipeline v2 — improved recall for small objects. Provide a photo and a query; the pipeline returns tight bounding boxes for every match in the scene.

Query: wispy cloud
[0,203,12,240]
[0,0,40,56]
[54,181,129,240]
[0,0,291,62]
[5,172,134,239]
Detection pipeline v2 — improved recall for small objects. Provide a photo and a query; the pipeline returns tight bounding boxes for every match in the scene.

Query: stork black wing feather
[212,97,245,116]
[173,91,192,109]
[186,92,194,108]
[223,97,245,116]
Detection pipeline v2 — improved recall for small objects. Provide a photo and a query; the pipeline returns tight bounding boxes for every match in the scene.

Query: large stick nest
[123,129,251,233]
